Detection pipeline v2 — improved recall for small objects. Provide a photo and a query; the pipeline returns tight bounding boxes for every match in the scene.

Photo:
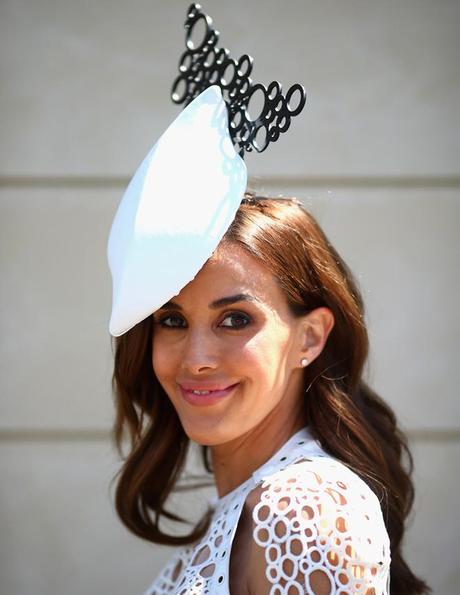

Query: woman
[110,194,430,594]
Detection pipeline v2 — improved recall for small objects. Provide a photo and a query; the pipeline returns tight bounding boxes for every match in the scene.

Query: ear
[297,307,335,367]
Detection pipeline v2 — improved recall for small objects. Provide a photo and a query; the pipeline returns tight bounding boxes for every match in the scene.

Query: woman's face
[151,242,309,446]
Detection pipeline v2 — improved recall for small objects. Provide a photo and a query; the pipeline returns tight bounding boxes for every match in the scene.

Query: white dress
[144,427,391,594]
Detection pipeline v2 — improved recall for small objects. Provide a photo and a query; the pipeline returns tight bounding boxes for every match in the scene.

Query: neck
[210,401,306,499]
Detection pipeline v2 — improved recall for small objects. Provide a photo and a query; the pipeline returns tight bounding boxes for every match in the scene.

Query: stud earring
[300,357,309,367]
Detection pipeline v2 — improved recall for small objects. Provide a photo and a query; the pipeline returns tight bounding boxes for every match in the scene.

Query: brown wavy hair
[111,193,430,594]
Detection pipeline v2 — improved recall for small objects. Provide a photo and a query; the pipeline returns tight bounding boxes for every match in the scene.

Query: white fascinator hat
[107,3,306,337]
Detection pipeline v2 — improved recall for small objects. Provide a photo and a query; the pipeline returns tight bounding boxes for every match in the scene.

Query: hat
[107,3,306,337]
[107,85,246,336]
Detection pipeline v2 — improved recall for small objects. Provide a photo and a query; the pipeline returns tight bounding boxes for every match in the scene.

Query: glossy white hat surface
[107,85,248,336]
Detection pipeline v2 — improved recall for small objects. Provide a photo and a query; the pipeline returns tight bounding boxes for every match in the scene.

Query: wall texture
[1,0,459,593]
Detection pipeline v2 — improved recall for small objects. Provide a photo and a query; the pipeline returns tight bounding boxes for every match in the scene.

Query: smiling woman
[106,4,430,594]
[151,238,334,450]
[110,195,429,595]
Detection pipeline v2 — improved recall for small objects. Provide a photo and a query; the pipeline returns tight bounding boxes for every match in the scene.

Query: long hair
[111,193,430,594]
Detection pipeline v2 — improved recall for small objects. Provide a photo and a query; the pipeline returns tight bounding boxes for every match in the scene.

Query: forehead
[175,242,286,308]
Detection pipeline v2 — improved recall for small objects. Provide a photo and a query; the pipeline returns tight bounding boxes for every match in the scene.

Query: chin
[181,425,226,447]
[178,416,240,447]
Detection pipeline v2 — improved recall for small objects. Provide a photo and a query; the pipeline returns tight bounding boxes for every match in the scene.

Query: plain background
[1,0,459,593]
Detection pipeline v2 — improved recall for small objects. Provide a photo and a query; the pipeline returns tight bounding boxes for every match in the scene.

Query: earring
[300,357,309,367]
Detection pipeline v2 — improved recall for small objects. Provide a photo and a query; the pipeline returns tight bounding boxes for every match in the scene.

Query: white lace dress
[144,427,391,594]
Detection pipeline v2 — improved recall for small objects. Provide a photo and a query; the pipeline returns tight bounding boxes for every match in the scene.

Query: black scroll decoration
[171,3,307,157]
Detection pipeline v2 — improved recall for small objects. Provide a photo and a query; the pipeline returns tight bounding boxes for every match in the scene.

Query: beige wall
[1,0,459,593]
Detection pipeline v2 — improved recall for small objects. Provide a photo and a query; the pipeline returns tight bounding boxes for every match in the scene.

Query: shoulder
[243,455,391,594]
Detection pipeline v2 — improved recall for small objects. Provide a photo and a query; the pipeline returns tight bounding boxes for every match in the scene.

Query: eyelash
[155,311,251,330]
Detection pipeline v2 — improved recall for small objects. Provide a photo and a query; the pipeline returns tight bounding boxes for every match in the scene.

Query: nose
[181,327,219,374]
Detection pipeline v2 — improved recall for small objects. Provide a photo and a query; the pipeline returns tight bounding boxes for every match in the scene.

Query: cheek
[151,337,178,382]
[241,327,292,381]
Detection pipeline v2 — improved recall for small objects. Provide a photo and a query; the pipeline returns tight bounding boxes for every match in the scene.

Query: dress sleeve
[248,457,391,594]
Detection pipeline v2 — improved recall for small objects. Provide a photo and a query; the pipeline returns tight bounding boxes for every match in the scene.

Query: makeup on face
[151,243,305,446]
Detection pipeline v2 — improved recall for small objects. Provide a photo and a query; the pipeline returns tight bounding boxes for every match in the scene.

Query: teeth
[192,390,211,395]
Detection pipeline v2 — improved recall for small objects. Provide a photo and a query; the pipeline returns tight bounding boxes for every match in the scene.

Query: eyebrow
[159,293,260,311]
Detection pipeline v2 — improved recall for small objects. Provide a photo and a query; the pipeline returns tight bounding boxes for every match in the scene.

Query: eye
[220,312,251,329]
[156,314,186,328]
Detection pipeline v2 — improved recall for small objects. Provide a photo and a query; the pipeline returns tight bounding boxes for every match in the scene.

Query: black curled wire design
[171,3,307,157]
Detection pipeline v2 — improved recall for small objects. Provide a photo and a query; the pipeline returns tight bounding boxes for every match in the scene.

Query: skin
[150,242,376,593]
[151,241,335,499]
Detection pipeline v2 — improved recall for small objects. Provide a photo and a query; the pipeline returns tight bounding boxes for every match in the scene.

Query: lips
[178,382,240,406]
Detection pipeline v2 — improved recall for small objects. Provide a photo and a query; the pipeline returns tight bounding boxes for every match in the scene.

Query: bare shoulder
[238,456,391,594]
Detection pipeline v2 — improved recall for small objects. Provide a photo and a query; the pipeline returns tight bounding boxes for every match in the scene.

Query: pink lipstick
[179,382,239,406]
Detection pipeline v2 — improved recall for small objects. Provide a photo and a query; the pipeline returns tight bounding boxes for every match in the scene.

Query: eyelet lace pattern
[144,428,391,594]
